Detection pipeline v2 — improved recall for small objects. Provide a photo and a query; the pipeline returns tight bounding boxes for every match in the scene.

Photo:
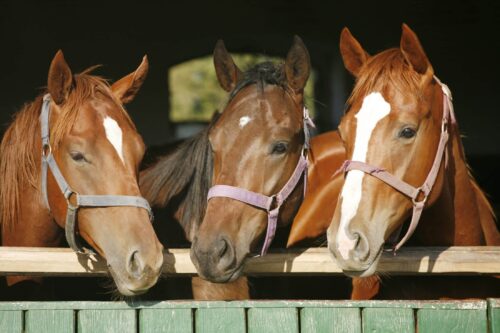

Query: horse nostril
[216,237,229,259]
[352,233,361,246]
[352,232,370,262]
[127,250,144,278]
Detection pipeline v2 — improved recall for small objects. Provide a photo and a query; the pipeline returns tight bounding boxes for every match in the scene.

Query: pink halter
[336,77,455,251]
[207,107,315,256]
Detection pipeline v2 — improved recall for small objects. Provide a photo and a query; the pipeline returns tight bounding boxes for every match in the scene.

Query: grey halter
[40,94,153,254]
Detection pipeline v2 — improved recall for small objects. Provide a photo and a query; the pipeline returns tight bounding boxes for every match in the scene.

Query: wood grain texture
[139,308,193,333]
[77,309,136,333]
[0,310,22,333]
[25,309,74,333]
[0,246,499,276]
[247,308,299,333]
[362,308,415,333]
[417,309,487,333]
[301,307,361,333]
[195,308,245,333]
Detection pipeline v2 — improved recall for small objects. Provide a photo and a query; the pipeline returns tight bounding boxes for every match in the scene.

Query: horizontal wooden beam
[0,246,498,277]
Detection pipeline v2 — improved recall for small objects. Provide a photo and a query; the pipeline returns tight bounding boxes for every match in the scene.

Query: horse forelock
[347,48,422,109]
[0,70,133,229]
[229,62,289,102]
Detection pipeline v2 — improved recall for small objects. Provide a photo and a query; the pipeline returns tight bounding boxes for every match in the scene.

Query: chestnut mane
[347,48,422,106]
[0,70,134,230]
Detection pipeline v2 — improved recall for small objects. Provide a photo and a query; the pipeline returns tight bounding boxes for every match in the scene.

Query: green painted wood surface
[362,308,415,333]
[301,307,361,333]
[247,307,299,333]
[489,299,500,333]
[0,299,496,332]
[77,309,136,333]
[25,309,74,333]
[139,308,193,333]
[418,309,487,333]
[195,308,245,333]
[0,310,23,333]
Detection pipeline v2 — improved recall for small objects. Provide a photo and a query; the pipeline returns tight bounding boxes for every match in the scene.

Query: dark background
[0,0,499,205]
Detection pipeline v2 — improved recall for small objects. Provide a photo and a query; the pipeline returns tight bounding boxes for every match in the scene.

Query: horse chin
[198,262,245,284]
[341,246,383,278]
[107,265,158,296]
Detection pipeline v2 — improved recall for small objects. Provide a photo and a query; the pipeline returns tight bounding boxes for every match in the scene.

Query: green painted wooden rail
[0,299,498,333]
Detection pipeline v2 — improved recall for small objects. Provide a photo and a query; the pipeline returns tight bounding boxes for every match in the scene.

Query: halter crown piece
[40,94,153,254]
[207,106,315,256]
[336,76,455,252]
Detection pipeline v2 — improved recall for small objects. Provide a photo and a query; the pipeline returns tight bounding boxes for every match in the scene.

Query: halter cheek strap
[207,107,315,256]
[335,77,454,251]
[40,94,153,254]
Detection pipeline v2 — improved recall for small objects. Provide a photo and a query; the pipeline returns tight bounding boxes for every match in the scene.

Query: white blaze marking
[103,116,124,164]
[239,116,251,128]
[337,92,391,259]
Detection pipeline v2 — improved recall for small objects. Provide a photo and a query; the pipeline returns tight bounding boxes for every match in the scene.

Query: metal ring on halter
[42,143,51,157]
[269,194,278,211]
[65,190,80,211]
[411,187,428,206]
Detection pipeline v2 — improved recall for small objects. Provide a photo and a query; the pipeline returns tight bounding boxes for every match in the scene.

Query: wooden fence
[0,246,498,276]
[0,299,498,332]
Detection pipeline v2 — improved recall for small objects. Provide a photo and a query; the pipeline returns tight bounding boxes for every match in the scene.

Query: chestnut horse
[0,51,163,297]
[287,130,346,247]
[313,24,498,299]
[141,37,313,298]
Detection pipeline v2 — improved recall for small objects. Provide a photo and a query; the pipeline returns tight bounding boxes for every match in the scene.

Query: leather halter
[207,107,315,256]
[40,94,153,254]
[336,77,455,251]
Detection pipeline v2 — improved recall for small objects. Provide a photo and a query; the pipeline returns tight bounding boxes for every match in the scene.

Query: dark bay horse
[0,51,163,296]
[141,37,313,297]
[321,24,499,298]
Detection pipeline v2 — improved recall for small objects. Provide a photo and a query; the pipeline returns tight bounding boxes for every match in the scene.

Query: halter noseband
[40,94,153,254]
[207,107,315,256]
[336,77,455,251]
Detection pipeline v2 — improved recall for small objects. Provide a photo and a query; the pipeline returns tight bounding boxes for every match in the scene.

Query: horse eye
[70,151,87,162]
[271,142,288,155]
[399,127,416,139]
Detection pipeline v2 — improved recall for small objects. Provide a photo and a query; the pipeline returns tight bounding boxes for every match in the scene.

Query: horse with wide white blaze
[327,24,499,281]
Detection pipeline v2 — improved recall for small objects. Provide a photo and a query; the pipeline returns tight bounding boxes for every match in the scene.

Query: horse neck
[413,123,492,246]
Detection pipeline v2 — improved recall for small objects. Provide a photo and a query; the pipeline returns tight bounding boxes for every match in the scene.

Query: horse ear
[111,55,149,104]
[284,35,311,93]
[213,40,242,92]
[48,50,73,105]
[400,23,433,78]
[340,27,369,77]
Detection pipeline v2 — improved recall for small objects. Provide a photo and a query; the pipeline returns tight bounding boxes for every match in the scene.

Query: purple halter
[334,77,455,251]
[207,107,315,256]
